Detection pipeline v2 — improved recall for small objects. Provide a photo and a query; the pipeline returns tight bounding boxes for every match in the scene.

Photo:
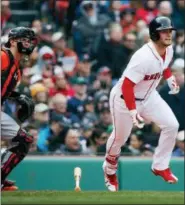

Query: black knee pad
[10,128,34,155]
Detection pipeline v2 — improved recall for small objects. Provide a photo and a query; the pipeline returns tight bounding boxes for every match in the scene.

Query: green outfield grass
[1,191,184,204]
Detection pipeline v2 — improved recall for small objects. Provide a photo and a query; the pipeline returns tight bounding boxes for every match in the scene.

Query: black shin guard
[1,129,33,185]
[1,150,25,185]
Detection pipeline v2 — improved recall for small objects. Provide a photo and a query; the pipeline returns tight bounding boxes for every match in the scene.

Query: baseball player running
[103,16,180,192]
[1,27,37,191]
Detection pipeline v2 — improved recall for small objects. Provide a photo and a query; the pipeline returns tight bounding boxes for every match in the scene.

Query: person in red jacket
[49,72,75,98]
[136,0,159,24]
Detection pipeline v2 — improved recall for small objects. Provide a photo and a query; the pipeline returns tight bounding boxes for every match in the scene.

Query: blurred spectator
[95,0,110,15]
[51,31,78,77]
[32,46,55,75]
[127,130,154,156]
[31,19,42,35]
[135,19,147,33]
[26,124,39,153]
[30,83,48,104]
[135,19,149,48]
[67,77,87,119]
[159,58,184,131]
[2,22,16,37]
[74,54,95,85]
[171,0,185,30]
[94,92,109,113]
[95,23,126,80]
[30,74,43,85]
[32,20,54,47]
[127,131,144,156]
[120,8,136,34]
[172,131,184,157]
[136,27,150,48]
[123,32,137,53]
[1,1,12,30]
[171,59,185,87]
[55,0,69,27]
[37,113,69,153]
[42,77,55,91]
[73,1,110,57]
[80,121,94,154]
[90,128,109,154]
[59,129,85,155]
[32,103,49,128]
[92,66,112,94]
[49,72,75,98]
[136,0,158,24]
[96,101,112,131]
[108,0,122,22]
[173,30,184,59]
[158,0,172,18]
[50,94,80,125]
[98,66,112,90]
[82,96,98,125]
[40,23,55,47]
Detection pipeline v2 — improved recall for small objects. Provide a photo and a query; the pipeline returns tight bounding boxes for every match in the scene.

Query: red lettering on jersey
[144,75,150,80]
[144,72,161,81]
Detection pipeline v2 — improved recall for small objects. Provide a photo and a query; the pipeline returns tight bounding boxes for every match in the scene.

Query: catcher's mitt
[15,94,35,123]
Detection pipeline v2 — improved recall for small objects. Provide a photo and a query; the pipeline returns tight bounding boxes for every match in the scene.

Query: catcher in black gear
[1,27,37,191]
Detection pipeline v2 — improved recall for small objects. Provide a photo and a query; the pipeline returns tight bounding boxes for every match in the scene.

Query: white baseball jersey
[115,41,173,100]
[104,41,179,175]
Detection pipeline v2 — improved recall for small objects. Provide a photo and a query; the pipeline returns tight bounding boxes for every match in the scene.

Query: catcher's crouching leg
[1,128,33,186]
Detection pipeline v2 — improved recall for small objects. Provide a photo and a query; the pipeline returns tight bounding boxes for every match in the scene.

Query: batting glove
[167,76,180,95]
[130,110,145,129]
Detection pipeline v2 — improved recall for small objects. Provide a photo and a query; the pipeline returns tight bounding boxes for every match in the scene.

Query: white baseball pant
[104,87,179,175]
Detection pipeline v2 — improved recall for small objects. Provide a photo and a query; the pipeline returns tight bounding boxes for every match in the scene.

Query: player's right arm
[121,53,146,128]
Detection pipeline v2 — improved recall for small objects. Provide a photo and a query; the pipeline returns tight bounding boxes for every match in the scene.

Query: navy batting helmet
[149,16,176,41]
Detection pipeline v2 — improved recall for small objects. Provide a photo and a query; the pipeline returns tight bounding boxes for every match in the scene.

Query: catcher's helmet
[5,27,37,55]
[149,16,176,41]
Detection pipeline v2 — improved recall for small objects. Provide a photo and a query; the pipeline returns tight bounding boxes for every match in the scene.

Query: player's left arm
[163,68,180,95]
[163,46,180,95]
[163,67,180,95]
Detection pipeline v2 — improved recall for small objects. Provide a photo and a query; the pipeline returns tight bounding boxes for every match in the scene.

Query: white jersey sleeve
[124,51,147,84]
[166,45,174,67]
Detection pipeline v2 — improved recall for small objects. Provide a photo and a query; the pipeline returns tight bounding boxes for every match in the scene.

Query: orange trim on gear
[1,64,17,97]
[1,50,10,71]
[2,186,18,191]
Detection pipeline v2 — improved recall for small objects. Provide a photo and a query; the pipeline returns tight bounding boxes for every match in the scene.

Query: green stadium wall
[9,157,184,191]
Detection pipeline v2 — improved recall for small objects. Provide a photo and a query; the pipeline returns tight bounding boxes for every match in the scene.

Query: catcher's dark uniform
[1,27,36,188]
[1,48,21,103]
[1,47,34,138]
[1,48,22,139]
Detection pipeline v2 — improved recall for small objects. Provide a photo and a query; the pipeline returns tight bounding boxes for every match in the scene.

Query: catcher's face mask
[15,37,37,55]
